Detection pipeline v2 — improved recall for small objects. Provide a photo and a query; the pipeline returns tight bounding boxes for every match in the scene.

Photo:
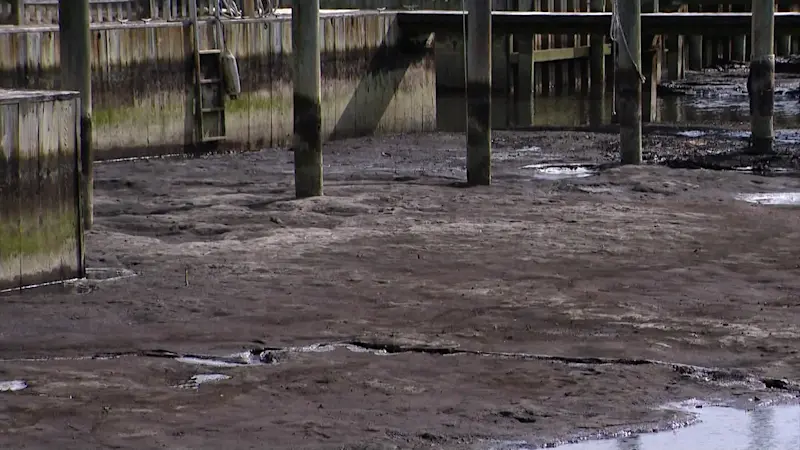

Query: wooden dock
[397,11,800,36]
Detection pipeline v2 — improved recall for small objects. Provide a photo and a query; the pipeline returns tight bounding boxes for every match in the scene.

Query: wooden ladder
[189,0,226,145]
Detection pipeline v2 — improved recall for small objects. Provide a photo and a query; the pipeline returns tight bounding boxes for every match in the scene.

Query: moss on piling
[0,211,78,261]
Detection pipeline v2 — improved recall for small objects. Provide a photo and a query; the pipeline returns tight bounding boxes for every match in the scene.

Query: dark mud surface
[3,128,800,449]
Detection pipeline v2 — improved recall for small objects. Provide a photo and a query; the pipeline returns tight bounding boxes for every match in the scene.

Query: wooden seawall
[0,11,437,160]
[0,89,85,291]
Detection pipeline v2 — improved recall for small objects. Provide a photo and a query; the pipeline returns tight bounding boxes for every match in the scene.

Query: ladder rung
[200,78,221,84]
[202,136,226,142]
[199,49,221,55]
[202,107,224,113]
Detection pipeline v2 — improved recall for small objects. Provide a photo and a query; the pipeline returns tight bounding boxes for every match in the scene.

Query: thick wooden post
[687,4,703,70]
[243,0,256,17]
[732,3,747,62]
[667,34,684,80]
[59,0,93,230]
[589,0,605,127]
[732,4,747,62]
[292,0,323,198]
[615,0,641,164]
[10,0,24,25]
[467,0,492,185]
[749,0,774,154]
[777,4,791,57]
[642,0,660,123]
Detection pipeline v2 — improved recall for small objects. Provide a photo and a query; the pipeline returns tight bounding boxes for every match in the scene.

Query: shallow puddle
[522,163,598,180]
[0,380,27,392]
[736,192,800,205]
[176,373,231,389]
[675,130,707,138]
[553,403,800,450]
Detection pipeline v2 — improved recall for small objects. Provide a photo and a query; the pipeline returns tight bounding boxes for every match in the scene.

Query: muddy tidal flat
[1,122,800,449]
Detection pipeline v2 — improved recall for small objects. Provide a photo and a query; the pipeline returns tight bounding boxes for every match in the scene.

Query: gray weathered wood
[467,0,492,185]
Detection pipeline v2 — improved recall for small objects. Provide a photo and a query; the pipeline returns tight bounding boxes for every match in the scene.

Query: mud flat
[2,130,800,449]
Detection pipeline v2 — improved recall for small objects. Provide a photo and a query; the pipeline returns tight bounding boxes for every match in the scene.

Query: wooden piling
[642,0,660,123]
[243,0,256,17]
[466,0,492,185]
[10,0,23,25]
[667,34,684,80]
[515,35,535,127]
[749,0,775,154]
[615,0,642,164]
[292,0,323,198]
[777,4,791,57]
[703,34,715,66]
[58,0,93,230]
[589,0,605,127]
[688,4,703,70]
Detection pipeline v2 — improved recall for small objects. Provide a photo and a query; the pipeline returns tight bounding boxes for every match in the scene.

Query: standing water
[552,404,800,450]
[436,81,800,131]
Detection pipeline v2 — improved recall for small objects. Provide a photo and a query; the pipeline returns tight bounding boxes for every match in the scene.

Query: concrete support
[10,0,23,25]
[589,0,605,127]
[292,0,323,197]
[466,0,492,185]
[615,0,641,164]
[749,0,775,154]
[58,0,93,230]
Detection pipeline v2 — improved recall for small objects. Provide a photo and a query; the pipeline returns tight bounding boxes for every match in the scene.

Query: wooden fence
[0,0,595,25]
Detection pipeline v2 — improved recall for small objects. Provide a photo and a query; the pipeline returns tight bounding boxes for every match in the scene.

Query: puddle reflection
[436,89,800,131]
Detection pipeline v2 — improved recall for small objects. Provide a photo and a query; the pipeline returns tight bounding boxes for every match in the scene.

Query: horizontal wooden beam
[24,0,132,4]
[519,43,611,63]
[398,11,800,36]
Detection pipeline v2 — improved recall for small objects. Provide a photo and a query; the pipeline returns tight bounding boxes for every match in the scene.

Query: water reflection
[617,436,642,450]
[553,404,800,450]
[436,92,800,131]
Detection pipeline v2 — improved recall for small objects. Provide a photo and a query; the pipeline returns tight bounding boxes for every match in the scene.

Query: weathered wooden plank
[55,97,78,279]
[17,99,41,287]
[0,102,21,290]
[398,11,800,36]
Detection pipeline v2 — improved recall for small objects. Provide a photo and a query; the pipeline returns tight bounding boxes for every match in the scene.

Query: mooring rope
[609,0,645,83]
